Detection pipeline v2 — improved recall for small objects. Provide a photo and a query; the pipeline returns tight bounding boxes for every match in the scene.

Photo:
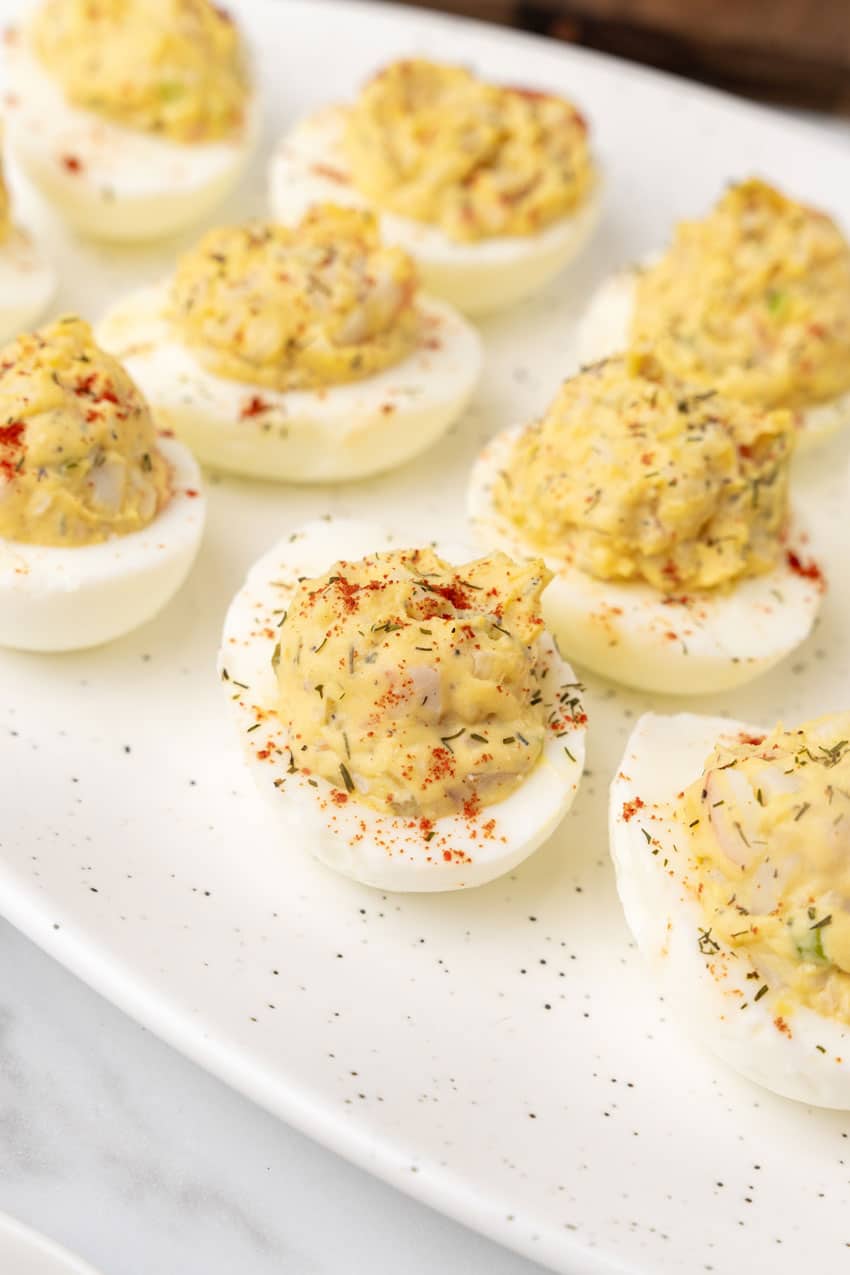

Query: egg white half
[467,424,823,694]
[576,268,850,450]
[0,227,55,342]
[219,517,587,892]
[0,437,205,651]
[96,282,482,482]
[268,106,601,316]
[3,32,259,242]
[610,711,850,1108]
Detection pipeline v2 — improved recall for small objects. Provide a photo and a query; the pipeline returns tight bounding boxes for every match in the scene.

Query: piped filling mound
[32,0,248,143]
[0,317,170,546]
[494,355,793,593]
[344,58,594,242]
[632,179,850,410]
[169,205,420,391]
[276,547,553,819]
[681,714,850,1024]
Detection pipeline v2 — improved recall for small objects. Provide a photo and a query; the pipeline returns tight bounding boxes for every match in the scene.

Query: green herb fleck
[698,928,720,955]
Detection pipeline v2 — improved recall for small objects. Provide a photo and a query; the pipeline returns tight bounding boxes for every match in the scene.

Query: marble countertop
[0,920,546,1275]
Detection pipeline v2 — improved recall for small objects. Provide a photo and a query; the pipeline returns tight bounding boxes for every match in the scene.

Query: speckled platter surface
[2,3,850,1272]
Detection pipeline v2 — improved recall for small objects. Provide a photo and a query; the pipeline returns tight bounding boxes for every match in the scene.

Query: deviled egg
[219,517,587,891]
[4,0,257,241]
[269,58,600,315]
[97,204,482,481]
[0,317,204,651]
[611,711,850,1108]
[578,180,850,447]
[468,355,823,694]
[0,146,54,339]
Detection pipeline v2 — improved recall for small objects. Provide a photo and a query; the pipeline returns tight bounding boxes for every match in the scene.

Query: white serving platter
[0,1212,103,1275]
[2,2,850,1271]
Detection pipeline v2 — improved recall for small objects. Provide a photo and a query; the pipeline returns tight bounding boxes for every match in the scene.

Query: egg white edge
[95,281,483,482]
[575,267,850,451]
[267,105,602,311]
[0,227,55,342]
[0,436,205,650]
[3,28,261,199]
[467,423,824,694]
[610,711,850,1109]
[218,516,587,893]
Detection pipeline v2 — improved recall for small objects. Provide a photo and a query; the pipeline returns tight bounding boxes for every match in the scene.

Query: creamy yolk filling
[681,715,850,1025]
[632,179,850,410]
[169,206,420,391]
[276,547,552,819]
[0,317,170,546]
[344,58,594,243]
[495,355,793,593]
[31,0,248,143]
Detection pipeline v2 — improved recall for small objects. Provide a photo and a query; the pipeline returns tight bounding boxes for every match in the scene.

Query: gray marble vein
[0,921,545,1275]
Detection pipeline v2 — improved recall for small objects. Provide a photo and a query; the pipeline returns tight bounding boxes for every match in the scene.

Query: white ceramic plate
[0,1212,102,1275]
[2,3,850,1272]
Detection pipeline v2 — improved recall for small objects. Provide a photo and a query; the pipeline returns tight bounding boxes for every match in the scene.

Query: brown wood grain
[380,0,850,113]
[527,0,850,64]
[391,0,516,18]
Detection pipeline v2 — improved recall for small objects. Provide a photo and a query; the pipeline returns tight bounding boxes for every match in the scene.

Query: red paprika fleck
[462,791,482,820]
[426,747,455,786]
[786,549,824,586]
[240,395,271,419]
[0,419,25,479]
[621,796,645,822]
[0,421,25,448]
[426,579,472,610]
[328,575,362,614]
